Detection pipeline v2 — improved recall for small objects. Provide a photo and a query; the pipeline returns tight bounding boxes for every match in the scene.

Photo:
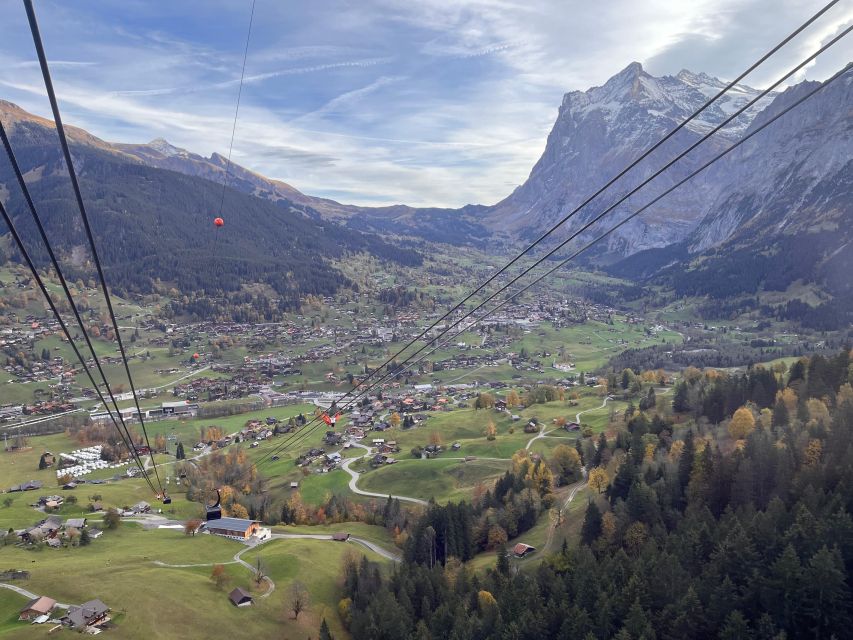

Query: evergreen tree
[581,501,602,545]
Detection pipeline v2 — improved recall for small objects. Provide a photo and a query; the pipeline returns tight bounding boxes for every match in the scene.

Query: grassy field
[0,524,387,639]
[359,458,511,504]
[0,591,27,636]
[241,538,391,638]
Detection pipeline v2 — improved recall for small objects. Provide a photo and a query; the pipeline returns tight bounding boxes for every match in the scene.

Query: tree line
[339,349,853,639]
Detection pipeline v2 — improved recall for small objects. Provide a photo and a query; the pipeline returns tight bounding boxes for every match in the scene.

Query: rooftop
[205,517,259,533]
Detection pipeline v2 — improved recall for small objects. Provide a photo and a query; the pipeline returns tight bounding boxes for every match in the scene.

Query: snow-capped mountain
[485,62,777,254]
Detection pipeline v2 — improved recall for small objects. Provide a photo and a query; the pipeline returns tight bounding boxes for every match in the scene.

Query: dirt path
[0,582,70,608]
[543,481,586,553]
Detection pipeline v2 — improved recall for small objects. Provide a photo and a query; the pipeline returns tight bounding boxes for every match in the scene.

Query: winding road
[525,396,612,451]
[151,530,401,599]
[341,446,428,506]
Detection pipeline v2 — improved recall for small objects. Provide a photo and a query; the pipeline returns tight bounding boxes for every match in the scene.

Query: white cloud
[0,0,848,208]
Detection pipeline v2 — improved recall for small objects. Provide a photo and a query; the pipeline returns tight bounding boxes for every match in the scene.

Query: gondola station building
[203,517,261,540]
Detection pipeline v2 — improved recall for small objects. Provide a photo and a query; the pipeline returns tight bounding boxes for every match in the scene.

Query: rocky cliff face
[485,62,776,255]
[688,72,852,253]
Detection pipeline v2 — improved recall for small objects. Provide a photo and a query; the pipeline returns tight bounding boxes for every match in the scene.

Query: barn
[204,517,261,540]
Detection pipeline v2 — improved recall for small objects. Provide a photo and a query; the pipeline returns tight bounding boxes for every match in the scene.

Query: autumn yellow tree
[777,387,798,413]
[487,524,508,549]
[484,420,497,441]
[759,408,772,430]
[389,412,401,429]
[669,440,684,461]
[804,439,822,467]
[729,407,756,440]
[210,564,229,589]
[588,467,609,494]
[549,444,581,484]
[477,590,498,611]
[429,431,443,447]
[506,389,520,408]
[229,503,249,519]
[838,383,853,406]
[807,398,831,429]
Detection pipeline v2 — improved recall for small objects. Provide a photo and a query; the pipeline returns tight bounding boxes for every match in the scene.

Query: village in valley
[1,250,844,638]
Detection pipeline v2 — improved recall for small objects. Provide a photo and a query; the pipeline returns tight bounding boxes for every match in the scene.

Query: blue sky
[1,0,850,207]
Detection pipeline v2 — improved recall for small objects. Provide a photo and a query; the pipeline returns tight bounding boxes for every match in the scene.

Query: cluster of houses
[16,515,102,547]
[18,595,111,631]
[172,371,263,402]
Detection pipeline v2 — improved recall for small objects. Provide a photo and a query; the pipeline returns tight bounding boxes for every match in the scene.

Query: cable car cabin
[206,488,222,521]
[162,496,172,505]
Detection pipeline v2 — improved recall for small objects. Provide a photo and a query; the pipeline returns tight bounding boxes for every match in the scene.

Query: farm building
[19,596,56,621]
[204,517,261,540]
[229,587,253,607]
[513,543,536,558]
[62,599,110,630]
[332,532,350,541]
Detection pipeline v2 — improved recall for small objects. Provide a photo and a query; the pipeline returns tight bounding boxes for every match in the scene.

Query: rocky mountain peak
[146,138,184,157]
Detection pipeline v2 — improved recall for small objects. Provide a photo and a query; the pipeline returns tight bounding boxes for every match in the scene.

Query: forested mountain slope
[0,102,420,309]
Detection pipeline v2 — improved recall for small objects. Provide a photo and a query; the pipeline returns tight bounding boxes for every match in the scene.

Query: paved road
[524,397,611,451]
[0,583,70,608]
[268,533,401,562]
[341,453,428,506]
[576,396,611,425]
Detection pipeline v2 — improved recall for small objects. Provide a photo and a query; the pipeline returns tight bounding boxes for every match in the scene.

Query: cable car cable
[0,121,158,490]
[254,38,850,467]
[352,62,853,393]
[294,23,852,424]
[0,200,157,493]
[23,0,165,496]
[263,0,843,432]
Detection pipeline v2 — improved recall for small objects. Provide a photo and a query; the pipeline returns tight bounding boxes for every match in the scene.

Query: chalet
[564,422,580,431]
[332,532,351,542]
[289,481,299,490]
[62,599,110,629]
[371,453,388,466]
[8,480,42,492]
[132,501,151,514]
[204,517,261,540]
[524,421,539,434]
[65,518,87,530]
[20,515,62,542]
[324,431,343,445]
[229,587,253,607]
[372,438,385,447]
[38,495,63,508]
[513,543,536,558]
[325,452,342,465]
[19,596,56,621]
[451,442,462,451]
